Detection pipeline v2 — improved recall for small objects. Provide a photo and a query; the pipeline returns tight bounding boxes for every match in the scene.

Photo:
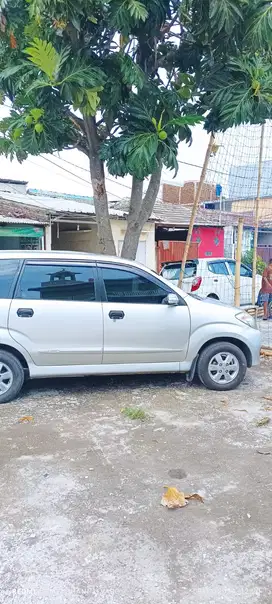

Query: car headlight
[235,312,256,329]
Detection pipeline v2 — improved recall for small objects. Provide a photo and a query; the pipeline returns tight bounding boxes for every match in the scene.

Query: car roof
[0,249,154,272]
[163,258,234,265]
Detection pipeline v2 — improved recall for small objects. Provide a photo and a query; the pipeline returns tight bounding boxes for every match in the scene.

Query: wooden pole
[234,217,244,307]
[178,133,215,287]
[252,123,265,304]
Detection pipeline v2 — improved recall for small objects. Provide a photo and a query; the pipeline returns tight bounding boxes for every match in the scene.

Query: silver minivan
[0,251,261,403]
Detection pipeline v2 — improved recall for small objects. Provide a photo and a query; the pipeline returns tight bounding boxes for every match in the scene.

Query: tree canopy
[0,0,271,256]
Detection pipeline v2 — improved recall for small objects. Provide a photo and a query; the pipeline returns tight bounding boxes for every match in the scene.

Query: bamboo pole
[252,123,265,304]
[178,133,215,287]
[234,217,244,307]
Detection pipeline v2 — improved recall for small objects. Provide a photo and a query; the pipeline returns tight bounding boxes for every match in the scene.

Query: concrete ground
[0,362,272,604]
[258,317,272,348]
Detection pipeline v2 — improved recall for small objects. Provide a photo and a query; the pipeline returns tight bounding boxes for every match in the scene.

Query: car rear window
[162,261,197,280]
[0,259,20,299]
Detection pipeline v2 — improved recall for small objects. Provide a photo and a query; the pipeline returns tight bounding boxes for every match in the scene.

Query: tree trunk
[84,116,116,255]
[121,165,162,260]
[121,177,143,259]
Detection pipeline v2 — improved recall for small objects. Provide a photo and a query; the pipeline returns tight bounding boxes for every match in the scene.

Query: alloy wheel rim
[208,352,239,384]
[0,363,14,394]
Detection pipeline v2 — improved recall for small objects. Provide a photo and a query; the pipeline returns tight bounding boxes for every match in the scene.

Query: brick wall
[163,181,217,205]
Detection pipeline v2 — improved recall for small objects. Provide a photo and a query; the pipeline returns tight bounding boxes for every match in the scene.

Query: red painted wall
[192,226,224,258]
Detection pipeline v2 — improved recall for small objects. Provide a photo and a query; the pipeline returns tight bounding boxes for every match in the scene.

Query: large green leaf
[246,0,272,49]
[24,38,66,81]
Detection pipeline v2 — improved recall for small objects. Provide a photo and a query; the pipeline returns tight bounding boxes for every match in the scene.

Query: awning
[0,226,44,238]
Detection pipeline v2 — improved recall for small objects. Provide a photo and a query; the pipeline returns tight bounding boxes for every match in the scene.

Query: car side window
[208,261,228,275]
[100,267,171,304]
[0,259,20,299]
[16,264,97,302]
[228,261,252,278]
[240,264,252,277]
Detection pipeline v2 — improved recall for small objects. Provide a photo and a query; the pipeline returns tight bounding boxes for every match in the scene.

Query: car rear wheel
[0,351,25,404]
[197,342,247,391]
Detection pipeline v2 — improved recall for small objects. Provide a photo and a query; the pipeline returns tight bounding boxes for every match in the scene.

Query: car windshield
[162,261,197,280]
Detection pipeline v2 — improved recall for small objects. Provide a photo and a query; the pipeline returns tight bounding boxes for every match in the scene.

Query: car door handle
[213,279,218,282]
[109,310,125,320]
[17,308,34,318]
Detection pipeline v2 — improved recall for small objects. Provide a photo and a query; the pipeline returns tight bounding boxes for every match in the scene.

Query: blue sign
[216,184,222,197]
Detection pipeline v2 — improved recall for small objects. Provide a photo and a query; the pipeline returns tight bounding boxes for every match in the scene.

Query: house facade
[0,189,156,269]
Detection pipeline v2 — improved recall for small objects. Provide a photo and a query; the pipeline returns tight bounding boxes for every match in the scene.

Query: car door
[227,261,252,305]
[98,263,190,367]
[8,261,103,366]
[206,260,233,303]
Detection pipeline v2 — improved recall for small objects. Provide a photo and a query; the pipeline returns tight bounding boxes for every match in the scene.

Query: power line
[52,153,133,193]
[39,155,124,200]
[28,159,93,191]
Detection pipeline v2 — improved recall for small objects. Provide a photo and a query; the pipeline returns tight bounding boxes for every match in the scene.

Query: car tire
[197,342,247,391]
[207,294,219,300]
[0,351,25,404]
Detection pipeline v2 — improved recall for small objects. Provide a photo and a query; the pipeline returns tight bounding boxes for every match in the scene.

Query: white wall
[111,219,156,270]
[51,219,156,270]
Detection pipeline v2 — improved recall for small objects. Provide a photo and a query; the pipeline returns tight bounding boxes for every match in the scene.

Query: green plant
[242,249,266,275]
[121,407,148,421]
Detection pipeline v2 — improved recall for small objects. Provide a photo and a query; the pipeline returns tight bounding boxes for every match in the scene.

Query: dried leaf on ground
[161,487,187,509]
[256,416,270,427]
[185,493,204,503]
[262,396,272,402]
[233,409,248,413]
[263,406,272,411]
[18,416,34,423]
[161,487,204,509]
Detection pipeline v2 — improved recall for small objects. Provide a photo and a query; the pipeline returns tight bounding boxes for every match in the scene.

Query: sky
[0,105,210,200]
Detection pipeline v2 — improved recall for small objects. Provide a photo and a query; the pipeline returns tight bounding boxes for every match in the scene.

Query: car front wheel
[197,342,247,391]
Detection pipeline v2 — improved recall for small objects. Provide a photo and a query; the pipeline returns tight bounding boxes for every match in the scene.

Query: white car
[0,251,261,402]
[160,258,262,306]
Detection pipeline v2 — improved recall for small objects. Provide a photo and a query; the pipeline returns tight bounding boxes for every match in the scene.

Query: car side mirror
[166,293,179,306]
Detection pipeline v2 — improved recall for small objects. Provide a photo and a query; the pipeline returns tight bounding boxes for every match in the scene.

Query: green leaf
[120,55,145,89]
[0,64,25,81]
[209,0,244,35]
[88,15,98,24]
[24,38,62,81]
[246,2,272,49]
[165,115,204,128]
[127,0,148,22]
[13,127,23,140]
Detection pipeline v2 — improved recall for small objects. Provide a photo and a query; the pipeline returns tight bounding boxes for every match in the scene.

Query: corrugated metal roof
[0,191,127,218]
[0,215,44,225]
[154,200,254,227]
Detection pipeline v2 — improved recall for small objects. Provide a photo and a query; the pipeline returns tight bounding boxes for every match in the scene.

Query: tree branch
[68,111,86,134]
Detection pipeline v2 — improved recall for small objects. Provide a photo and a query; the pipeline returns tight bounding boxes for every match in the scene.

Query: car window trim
[14,260,101,302]
[97,262,186,305]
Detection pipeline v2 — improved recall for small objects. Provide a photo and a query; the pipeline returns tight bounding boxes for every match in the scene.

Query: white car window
[228,261,252,278]
[162,262,197,280]
[208,261,228,275]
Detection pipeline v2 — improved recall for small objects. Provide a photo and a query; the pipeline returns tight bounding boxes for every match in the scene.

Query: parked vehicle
[160,258,262,306]
[0,251,261,402]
